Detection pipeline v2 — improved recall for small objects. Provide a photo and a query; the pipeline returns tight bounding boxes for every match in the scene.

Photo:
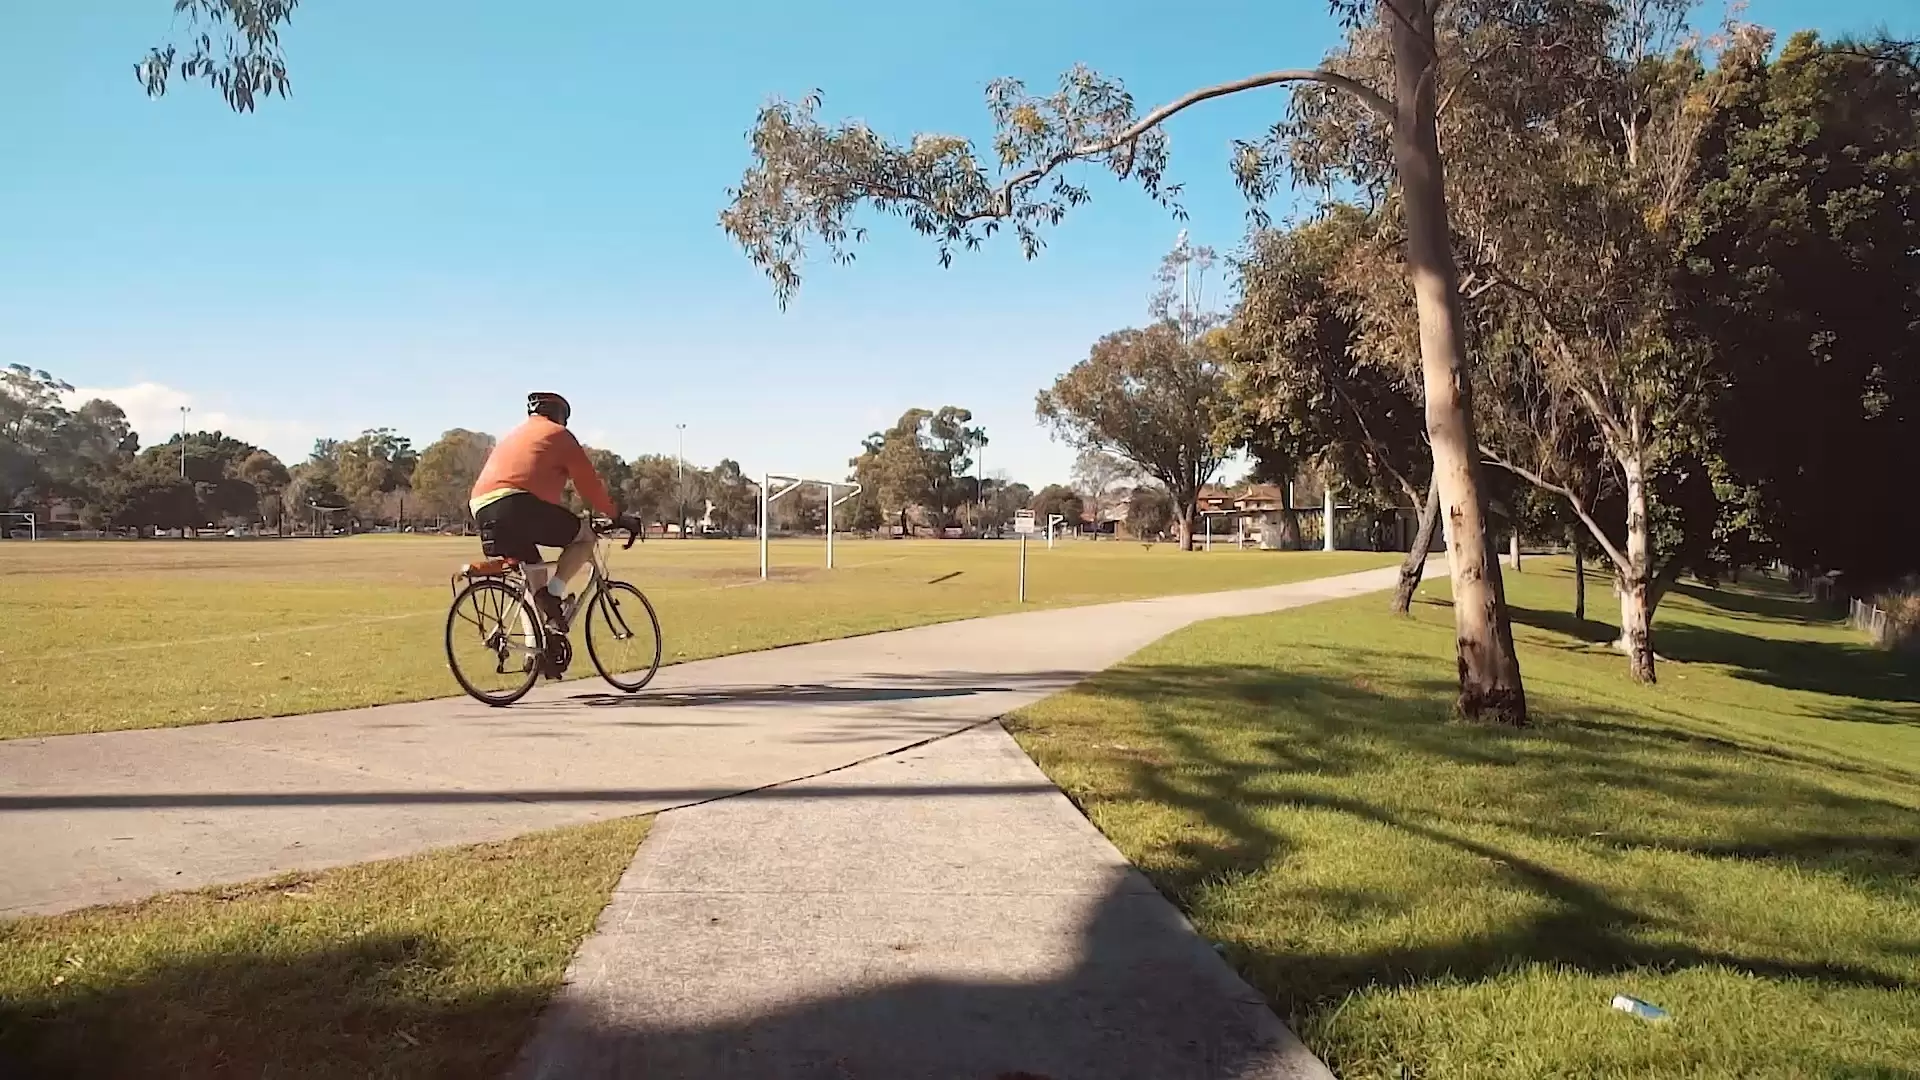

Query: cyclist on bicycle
[470,392,633,628]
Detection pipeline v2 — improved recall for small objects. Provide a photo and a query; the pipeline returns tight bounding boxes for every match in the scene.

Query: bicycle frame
[483,528,629,663]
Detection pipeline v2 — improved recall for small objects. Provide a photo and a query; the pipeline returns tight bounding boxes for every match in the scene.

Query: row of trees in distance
[0,377,771,538]
[7,371,1161,540]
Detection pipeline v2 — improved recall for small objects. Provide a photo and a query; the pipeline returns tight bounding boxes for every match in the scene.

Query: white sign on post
[1013,511,1036,602]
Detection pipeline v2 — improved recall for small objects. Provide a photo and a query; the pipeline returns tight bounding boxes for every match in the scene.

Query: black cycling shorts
[474,493,584,564]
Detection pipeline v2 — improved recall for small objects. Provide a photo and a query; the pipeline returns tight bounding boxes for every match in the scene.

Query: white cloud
[63,382,318,462]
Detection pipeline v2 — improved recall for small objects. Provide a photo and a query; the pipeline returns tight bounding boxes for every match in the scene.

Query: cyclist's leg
[478,494,570,624]
[473,496,551,645]
[515,497,591,611]
[552,515,597,596]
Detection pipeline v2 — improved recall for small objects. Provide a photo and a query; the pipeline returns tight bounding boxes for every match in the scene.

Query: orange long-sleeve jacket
[469,416,617,519]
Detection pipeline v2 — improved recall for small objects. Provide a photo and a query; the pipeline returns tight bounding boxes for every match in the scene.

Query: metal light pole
[178,406,191,478]
[976,435,985,536]
[675,423,687,540]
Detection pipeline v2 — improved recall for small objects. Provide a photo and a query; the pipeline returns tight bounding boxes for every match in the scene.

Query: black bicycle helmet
[527,392,571,427]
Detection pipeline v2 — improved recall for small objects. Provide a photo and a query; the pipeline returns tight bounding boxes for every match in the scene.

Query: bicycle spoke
[585,581,661,692]
[446,580,541,705]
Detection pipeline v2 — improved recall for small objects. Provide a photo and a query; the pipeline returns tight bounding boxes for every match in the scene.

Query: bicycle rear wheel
[446,578,544,706]
[584,580,662,692]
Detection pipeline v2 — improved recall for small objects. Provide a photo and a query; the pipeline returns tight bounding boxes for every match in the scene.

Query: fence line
[1849,597,1895,646]
[1797,571,1897,647]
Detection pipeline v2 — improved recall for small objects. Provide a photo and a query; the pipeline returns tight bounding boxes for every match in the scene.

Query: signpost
[1046,513,1065,549]
[1014,510,1037,602]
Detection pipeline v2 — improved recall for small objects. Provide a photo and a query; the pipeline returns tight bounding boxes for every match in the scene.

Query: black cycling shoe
[540,633,572,680]
[532,589,565,631]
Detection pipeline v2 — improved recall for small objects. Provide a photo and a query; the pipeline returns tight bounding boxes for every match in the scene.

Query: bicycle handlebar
[592,517,642,550]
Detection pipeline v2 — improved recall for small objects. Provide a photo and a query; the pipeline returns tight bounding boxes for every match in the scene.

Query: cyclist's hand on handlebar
[612,514,645,547]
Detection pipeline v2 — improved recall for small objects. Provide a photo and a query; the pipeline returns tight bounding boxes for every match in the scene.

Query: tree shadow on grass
[1669,580,1828,624]
[0,934,548,1080]
[1653,621,1920,711]
[1505,585,1920,714]
[1024,659,1920,1036]
[1507,605,1620,645]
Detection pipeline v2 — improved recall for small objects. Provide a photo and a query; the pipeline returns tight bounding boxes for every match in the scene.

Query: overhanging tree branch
[992,69,1395,215]
[1484,449,1629,571]
[721,62,1401,306]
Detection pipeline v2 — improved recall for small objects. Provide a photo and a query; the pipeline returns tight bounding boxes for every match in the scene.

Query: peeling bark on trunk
[1618,576,1655,683]
[1390,4,1527,724]
[1618,460,1657,684]
[1392,483,1442,615]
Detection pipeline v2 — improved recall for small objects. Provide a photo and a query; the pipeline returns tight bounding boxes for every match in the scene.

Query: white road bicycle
[445,520,662,706]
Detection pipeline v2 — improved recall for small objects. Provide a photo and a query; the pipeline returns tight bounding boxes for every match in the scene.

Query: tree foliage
[982,479,1035,531]
[847,406,986,532]
[1125,484,1175,540]
[411,429,497,523]
[1,367,143,520]
[1037,322,1229,550]
[139,0,299,112]
[1680,31,1920,586]
[704,459,759,535]
[1070,450,1142,530]
[1225,205,1429,506]
[1029,485,1085,532]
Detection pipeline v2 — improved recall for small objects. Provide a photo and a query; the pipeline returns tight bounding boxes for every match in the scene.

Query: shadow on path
[513,875,1310,1080]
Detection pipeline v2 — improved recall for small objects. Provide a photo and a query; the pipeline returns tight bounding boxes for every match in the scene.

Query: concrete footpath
[1,562,1401,918]
[513,723,1333,1080]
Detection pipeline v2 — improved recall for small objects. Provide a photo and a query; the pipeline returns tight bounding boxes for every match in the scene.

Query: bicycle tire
[446,578,544,706]
[584,579,663,692]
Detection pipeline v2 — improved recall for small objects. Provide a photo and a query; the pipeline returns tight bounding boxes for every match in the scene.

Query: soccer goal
[759,474,864,580]
[0,512,35,540]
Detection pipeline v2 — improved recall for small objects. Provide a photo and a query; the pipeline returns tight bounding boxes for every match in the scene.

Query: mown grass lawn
[0,817,647,1079]
[1010,560,1920,1079]
[0,535,1394,739]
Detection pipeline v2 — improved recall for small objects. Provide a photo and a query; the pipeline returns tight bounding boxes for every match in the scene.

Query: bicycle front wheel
[584,580,662,692]
[446,578,544,706]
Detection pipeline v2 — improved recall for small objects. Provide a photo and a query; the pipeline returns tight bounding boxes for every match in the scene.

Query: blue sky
[5,0,1913,487]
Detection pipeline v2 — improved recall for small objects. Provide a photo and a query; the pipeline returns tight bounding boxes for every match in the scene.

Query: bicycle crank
[542,633,573,679]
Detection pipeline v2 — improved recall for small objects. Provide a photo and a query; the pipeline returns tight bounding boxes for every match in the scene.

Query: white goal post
[759,474,864,580]
[1,512,35,540]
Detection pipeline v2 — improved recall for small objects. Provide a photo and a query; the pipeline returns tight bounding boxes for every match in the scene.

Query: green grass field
[0,817,649,1079]
[0,536,1395,739]
[1010,562,1920,1078]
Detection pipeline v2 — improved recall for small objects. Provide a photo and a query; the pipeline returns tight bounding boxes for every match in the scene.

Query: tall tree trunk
[1390,2,1528,724]
[1618,459,1657,683]
[1572,531,1586,621]
[1176,503,1197,551]
[1392,482,1443,615]
[1509,529,1523,571]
